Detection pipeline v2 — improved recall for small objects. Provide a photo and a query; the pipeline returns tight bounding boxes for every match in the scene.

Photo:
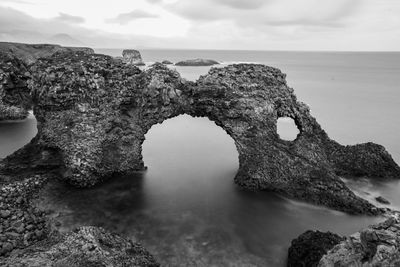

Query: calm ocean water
[2,50,400,266]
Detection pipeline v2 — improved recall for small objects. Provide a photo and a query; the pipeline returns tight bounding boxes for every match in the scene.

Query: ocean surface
[2,50,400,266]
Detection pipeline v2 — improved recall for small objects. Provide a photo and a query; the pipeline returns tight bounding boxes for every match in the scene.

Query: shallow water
[2,50,400,266]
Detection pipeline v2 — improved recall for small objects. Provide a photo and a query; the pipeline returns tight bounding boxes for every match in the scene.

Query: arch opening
[277,117,300,141]
[142,114,239,190]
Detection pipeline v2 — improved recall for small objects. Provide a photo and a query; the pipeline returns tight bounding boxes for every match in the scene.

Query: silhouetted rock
[175,58,219,66]
[287,231,344,267]
[0,226,159,267]
[161,60,173,65]
[376,196,390,205]
[319,217,400,266]
[17,51,400,215]
[122,49,145,65]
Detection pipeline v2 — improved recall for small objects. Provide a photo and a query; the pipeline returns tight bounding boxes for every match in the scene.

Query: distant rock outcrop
[122,49,145,65]
[175,58,219,66]
[161,60,173,65]
[12,51,398,215]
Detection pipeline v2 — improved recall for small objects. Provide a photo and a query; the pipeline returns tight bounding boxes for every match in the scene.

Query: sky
[0,0,399,50]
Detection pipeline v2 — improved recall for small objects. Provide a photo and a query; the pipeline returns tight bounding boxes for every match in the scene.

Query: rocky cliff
[6,50,396,215]
[122,49,145,65]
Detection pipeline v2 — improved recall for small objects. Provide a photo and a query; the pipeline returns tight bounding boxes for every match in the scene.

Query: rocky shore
[1,44,400,265]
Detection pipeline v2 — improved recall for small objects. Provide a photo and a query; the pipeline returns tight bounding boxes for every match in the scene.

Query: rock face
[175,58,219,66]
[287,231,344,267]
[0,42,94,121]
[318,217,400,266]
[122,49,145,65]
[0,226,159,267]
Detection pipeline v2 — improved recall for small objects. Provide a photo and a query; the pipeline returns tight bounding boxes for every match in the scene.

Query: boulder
[175,58,219,66]
[376,196,390,205]
[287,230,344,267]
[122,49,145,66]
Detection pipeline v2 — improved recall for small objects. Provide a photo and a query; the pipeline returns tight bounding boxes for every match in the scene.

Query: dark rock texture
[0,226,159,267]
[122,49,145,65]
[2,51,399,215]
[175,58,219,66]
[0,42,94,121]
[319,216,400,266]
[0,176,49,257]
[287,230,344,267]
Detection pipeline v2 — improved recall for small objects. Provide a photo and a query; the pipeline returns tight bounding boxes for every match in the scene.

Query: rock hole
[277,117,299,141]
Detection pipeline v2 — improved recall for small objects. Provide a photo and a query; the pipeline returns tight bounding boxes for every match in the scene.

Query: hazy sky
[0,0,399,50]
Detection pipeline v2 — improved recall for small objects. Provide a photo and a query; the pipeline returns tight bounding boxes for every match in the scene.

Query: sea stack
[122,49,145,66]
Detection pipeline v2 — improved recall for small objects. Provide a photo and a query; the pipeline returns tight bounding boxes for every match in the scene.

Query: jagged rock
[376,196,390,205]
[161,60,173,65]
[175,58,219,66]
[0,226,159,267]
[122,49,145,65]
[318,217,400,266]
[287,231,344,267]
[1,51,399,215]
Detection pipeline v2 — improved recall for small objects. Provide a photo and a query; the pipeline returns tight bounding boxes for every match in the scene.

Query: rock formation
[0,42,94,121]
[175,58,219,66]
[161,60,173,65]
[287,231,345,267]
[318,216,400,266]
[122,49,145,65]
[0,226,159,267]
[4,50,395,215]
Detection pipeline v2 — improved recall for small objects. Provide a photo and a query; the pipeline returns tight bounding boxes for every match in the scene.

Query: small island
[175,58,219,66]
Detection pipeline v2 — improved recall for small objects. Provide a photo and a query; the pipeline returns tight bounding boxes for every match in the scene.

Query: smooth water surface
[2,50,400,266]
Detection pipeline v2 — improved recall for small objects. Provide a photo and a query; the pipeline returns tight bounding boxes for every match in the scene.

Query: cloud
[165,0,362,28]
[106,10,158,25]
[54,12,85,24]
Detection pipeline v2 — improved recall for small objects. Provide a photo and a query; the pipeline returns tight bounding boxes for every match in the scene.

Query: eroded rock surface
[2,50,400,215]
[318,217,400,266]
[0,226,159,267]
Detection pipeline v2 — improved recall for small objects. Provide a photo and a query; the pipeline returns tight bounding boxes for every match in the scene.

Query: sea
[1,50,400,266]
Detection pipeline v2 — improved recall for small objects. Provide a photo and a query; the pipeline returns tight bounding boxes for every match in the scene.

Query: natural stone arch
[7,51,398,215]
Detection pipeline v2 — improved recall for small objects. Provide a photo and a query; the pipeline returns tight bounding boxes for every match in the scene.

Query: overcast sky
[0,0,399,50]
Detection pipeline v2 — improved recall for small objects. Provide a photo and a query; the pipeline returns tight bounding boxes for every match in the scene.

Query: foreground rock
[175,58,219,66]
[319,217,400,266]
[287,231,344,267]
[1,226,159,267]
[122,49,145,65]
[6,51,396,215]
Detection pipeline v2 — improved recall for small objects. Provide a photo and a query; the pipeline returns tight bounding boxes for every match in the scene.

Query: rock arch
[3,51,400,214]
